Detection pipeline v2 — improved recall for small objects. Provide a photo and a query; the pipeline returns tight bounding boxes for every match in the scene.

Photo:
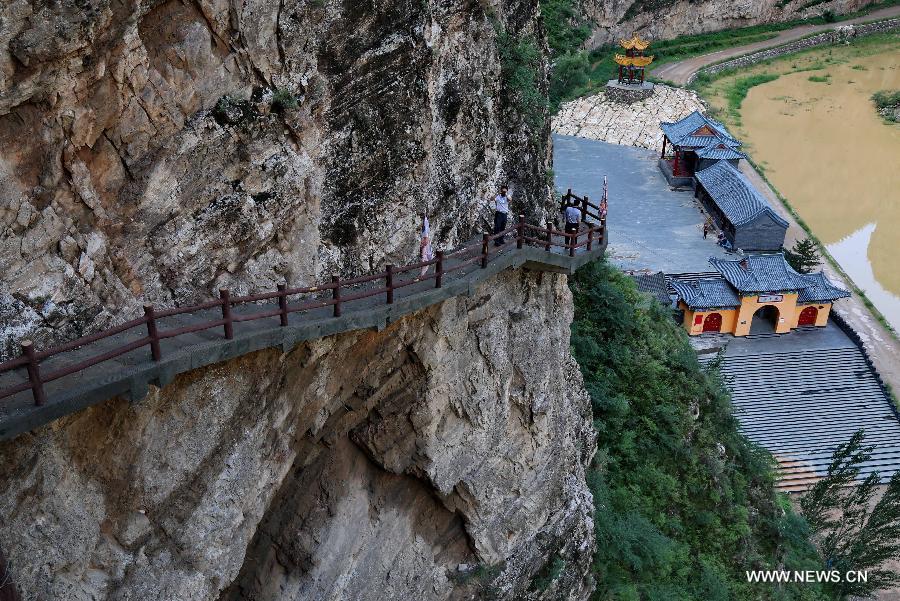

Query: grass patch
[807,74,831,82]
[571,261,831,600]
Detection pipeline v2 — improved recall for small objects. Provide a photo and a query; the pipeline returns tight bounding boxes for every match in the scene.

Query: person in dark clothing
[492,186,511,246]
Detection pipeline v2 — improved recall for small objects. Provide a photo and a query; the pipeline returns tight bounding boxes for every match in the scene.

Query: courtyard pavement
[553,134,731,274]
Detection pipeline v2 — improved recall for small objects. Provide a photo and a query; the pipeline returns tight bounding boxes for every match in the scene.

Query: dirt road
[651,5,900,85]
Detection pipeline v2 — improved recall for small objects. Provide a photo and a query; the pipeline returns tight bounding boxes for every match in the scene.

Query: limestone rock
[0,0,553,360]
[585,0,873,46]
[0,269,596,601]
[552,84,706,151]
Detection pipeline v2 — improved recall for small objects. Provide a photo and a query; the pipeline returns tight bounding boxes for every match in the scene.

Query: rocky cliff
[0,0,552,358]
[0,268,596,601]
[584,0,872,46]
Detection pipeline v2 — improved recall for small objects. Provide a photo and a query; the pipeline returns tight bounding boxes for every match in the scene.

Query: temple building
[658,110,745,186]
[614,34,654,85]
[694,161,788,251]
[670,254,851,337]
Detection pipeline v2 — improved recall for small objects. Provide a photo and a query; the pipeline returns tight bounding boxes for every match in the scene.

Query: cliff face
[585,0,871,46]
[0,0,551,357]
[0,269,595,601]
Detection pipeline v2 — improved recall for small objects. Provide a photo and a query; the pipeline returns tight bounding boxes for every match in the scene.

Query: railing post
[332,275,341,317]
[144,304,162,361]
[21,340,45,407]
[587,226,594,251]
[481,233,489,268]
[545,221,552,251]
[582,196,589,221]
[517,214,525,249]
[277,284,289,326]
[219,289,234,340]
[386,265,394,304]
[435,251,444,288]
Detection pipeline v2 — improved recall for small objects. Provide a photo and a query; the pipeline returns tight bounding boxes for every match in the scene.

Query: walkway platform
[0,230,605,441]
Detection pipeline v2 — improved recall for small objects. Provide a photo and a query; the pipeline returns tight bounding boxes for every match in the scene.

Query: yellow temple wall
[733,293,799,336]
[680,302,738,336]
[680,296,835,336]
[791,303,833,328]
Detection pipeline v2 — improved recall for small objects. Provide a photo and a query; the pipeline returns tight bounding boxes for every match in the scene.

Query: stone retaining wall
[690,18,900,83]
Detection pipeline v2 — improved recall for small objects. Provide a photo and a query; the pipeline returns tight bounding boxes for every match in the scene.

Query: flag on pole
[420,215,433,277]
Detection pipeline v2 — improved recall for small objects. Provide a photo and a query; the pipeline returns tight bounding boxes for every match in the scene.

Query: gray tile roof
[660,110,741,149]
[798,272,851,303]
[695,161,790,228]
[632,272,670,305]
[670,276,741,309]
[696,142,746,161]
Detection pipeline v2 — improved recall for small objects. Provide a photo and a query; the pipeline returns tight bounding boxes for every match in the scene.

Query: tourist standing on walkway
[419,215,433,277]
[492,186,511,246]
[564,203,581,249]
[703,222,709,239]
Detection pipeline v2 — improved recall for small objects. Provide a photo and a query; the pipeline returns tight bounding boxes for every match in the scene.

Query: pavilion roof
[696,142,746,161]
[670,277,741,309]
[711,254,804,292]
[614,54,655,67]
[660,110,741,149]
[695,161,789,228]
[797,272,851,303]
[619,34,651,50]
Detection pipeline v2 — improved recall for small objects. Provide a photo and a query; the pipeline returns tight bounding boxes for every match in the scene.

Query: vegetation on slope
[872,89,900,122]
[543,0,900,112]
[570,261,829,600]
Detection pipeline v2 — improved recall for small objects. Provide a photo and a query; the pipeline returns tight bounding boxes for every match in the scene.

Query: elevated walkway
[0,218,606,441]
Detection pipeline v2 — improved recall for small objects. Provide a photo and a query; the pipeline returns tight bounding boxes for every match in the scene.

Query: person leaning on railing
[564,202,581,249]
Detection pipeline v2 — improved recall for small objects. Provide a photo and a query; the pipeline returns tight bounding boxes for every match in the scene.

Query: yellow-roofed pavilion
[614,34,654,84]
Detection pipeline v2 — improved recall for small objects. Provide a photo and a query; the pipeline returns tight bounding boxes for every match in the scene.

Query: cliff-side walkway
[0,218,606,441]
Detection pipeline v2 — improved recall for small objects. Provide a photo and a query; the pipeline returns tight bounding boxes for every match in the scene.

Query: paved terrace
[0,218,606,442]
[553,134,732,274]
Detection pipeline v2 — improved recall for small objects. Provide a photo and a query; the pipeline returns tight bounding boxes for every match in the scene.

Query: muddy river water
[740,52,900,329]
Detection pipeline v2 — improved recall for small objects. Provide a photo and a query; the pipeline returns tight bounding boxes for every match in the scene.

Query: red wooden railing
[0,214,606,408]
[560,189,606,224]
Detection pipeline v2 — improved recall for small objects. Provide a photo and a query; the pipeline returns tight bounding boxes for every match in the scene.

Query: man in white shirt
[564,203,581,249]
[492,186,511,246]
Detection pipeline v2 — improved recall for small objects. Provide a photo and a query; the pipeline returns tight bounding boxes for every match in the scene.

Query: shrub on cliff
[570,261,828,600]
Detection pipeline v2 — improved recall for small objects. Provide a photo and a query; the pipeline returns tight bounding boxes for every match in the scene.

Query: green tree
[800,430,900,599]
[785,238,822,274]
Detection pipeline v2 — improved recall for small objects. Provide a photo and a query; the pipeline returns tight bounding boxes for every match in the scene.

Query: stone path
[553,134,730,274]
[651,4,900,85]
[0,228,606,441]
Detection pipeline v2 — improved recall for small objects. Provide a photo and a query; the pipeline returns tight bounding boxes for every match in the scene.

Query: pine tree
[800,430,900,598]
[784,238,822,273]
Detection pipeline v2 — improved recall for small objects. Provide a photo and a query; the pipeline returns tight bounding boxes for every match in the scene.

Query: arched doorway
[751,305,780,334]
[703,312,723,332]
[798,306,819,326]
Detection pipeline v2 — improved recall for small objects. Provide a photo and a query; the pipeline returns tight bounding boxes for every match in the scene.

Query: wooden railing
[0,214,605,409]
[560,189,606,224]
